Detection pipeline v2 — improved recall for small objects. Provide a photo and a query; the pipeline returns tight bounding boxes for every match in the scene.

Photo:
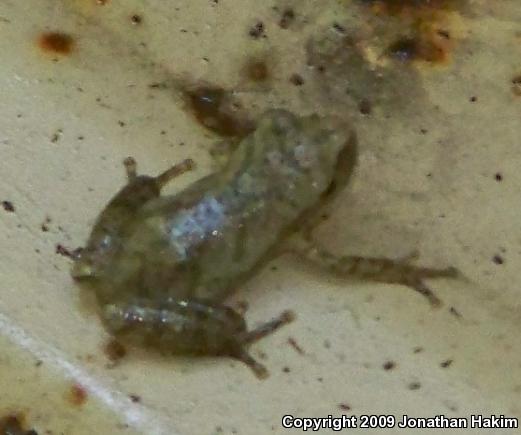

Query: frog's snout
[71,252,96,281]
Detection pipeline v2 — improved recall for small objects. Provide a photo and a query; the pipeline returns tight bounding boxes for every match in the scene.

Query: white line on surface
[0,311,178,435]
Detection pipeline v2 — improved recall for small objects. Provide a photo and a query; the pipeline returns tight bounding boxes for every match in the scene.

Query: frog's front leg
[283,238,460,307]
[102,299,294,379]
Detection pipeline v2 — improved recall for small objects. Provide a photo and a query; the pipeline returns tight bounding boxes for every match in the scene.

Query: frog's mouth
[71,250,97,282]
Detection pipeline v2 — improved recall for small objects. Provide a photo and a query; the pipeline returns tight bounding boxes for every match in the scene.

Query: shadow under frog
[72,110,458,378]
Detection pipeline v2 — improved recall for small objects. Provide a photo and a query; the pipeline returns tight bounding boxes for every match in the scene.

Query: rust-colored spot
[361,0,461,16]
[103,339,127,362]
[362,0,464,65]
[66,383,88,407]
[183,85,254,137]
[243,58,269,83]
[38,32,75,55]
[338,403,351,411]
[0,412,37,435]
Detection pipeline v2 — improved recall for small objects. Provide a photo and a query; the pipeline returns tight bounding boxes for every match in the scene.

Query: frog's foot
[285,238,461,307]
[101,300,293,379]
[233,310,295,379]
[122,156,194,188]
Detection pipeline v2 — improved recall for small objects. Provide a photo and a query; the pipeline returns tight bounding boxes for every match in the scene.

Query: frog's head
[71,236,142,303]
[71,172,162,283]
[71,234,116,283]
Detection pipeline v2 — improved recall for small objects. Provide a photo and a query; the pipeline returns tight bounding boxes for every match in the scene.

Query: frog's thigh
[101,299,293,378]
[283,237,460,307]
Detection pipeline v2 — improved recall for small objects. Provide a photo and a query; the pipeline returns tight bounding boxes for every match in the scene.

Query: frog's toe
[234,348,269,379]
[123,156,138,180]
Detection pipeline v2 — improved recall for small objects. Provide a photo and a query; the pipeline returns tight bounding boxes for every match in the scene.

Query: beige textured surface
[0,0,520,434]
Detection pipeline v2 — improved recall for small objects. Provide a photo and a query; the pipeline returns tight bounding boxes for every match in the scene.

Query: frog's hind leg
[239,310,295,344]
[284,238,460,307]
[101,300,294,379]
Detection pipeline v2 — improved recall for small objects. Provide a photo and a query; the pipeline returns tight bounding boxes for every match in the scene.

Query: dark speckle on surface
[449,306,462,318]
[129,394,142,403]
[512,74,521,96]
[278,8,295,29]
[492,255,504,265]
[249,21,265,39]
[440,359,453,368]
[130,14,142,25]
[288,337,305,355]
[358,99,372,115]
[289,73,304,86]
[383,360,396,371]
[1,200,15,212]
[408,381,421,390]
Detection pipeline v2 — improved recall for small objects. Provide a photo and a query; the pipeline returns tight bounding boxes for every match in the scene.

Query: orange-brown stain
[0,412,36,434]
[512,74,521,96]
[388,29,451,63]
[183,85,255,137]
[362,0,462,16]
[66,383,88,407]
[37,31,75,55]
[242,58,270,83]
[361,0,465,65]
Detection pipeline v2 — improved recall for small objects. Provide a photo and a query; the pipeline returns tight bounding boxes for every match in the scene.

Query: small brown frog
[72,110,457,378]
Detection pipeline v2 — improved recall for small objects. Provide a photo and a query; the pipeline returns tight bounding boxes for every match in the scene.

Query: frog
[72,110,458,378]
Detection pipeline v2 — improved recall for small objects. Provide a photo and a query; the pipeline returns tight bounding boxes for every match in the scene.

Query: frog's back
[132,110,356,302]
